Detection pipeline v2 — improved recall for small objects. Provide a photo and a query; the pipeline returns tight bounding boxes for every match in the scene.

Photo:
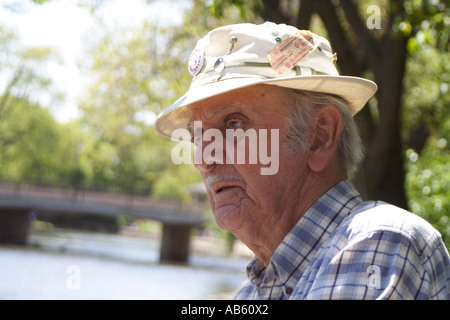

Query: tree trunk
[364,33,408,208]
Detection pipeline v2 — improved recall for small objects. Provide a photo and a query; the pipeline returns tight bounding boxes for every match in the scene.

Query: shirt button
[284,286,293,295]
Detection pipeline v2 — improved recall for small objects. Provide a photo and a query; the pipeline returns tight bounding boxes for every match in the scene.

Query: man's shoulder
[341,201,443,254]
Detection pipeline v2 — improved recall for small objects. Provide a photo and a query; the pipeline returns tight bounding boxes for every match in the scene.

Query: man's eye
[227,119,242,129]
[191,131,202,146]
[192,135,202,146]
[190,128,203,145]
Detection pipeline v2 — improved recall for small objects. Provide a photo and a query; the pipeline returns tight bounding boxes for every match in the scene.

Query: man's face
[189,85,309,237]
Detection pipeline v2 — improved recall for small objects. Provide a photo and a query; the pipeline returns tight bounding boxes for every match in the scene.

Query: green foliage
[400,1,449,247]
[0,25,62,99]
[208,0,263,20]
[0,25,73,181]
[76,20,204,198]
[0,97,78,180]
[152,164,200,202]
[31,0,51,4]
[405,139,450,248]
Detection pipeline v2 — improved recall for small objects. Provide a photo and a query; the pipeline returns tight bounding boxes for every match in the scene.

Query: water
[0,230,250,300]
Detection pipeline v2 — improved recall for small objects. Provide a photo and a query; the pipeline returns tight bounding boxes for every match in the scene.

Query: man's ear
[307,105,344,172]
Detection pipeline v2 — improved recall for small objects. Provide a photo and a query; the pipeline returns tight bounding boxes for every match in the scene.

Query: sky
[0,0,189,122]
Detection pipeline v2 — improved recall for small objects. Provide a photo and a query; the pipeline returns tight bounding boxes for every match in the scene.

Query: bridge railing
[0,176,209,215]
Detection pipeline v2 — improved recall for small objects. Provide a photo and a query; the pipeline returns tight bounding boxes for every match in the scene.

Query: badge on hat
[188,47,205,76]
[268,30,318,77]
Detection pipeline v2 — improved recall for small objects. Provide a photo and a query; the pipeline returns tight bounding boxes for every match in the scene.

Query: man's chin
[213,204,243,231]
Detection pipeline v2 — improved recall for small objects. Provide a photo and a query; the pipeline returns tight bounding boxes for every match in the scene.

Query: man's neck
[241,169,347,267]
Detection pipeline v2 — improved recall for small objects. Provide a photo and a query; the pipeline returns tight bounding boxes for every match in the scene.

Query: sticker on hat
[268,30,318,77]
[188,47,205,76]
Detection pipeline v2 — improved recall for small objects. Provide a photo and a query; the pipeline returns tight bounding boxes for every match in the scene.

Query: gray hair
[283,89,365,176]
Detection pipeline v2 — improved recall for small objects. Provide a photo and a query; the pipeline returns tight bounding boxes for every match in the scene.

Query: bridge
[0,179,209,263]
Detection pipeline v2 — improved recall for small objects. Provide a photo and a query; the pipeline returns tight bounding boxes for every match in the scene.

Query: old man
[155,22,449,300]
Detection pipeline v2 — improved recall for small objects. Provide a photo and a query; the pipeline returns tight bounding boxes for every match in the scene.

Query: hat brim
[154,75,377,139]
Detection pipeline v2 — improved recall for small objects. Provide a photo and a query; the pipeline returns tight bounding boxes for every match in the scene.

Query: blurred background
[0,0,448,299]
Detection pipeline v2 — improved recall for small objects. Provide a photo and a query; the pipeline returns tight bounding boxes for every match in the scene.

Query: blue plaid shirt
[235,180,450,300]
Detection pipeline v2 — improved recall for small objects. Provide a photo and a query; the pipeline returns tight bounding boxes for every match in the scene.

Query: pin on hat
[155,22,378,139]
[188,47,205,76]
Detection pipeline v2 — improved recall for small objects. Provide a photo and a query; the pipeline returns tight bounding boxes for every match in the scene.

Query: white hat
[155,22,377,139]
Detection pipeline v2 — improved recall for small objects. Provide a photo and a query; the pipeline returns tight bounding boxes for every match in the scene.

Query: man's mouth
[205,174,242,196]
[212,183,239,196]
[217,186,233,193]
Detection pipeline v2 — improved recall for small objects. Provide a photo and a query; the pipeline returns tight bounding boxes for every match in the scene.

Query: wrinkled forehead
[187,84,290,123]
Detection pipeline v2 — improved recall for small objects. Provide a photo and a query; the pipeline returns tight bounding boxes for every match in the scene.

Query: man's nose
[193,138,225,172]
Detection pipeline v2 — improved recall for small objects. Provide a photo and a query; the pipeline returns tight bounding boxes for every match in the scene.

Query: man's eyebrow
[186,121,195,133]
[187,103,245,131]
[210,103,244,117]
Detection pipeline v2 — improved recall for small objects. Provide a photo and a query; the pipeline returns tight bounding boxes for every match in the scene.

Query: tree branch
[0,67,24,119]
[313,0,365,76]
[296,0,314,30]
[339,0,382,79]
[257,0,289,24]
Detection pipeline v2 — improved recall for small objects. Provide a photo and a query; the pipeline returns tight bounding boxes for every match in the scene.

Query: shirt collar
[246,180,362,292]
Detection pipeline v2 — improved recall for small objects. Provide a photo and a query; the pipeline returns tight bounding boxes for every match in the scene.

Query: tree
[0,24,78,181]
[403,21,450,246]
[0,97,80,179]
[77,21,202,197]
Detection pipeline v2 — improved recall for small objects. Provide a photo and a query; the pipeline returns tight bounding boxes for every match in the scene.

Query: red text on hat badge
[268,31,317,76]
[188,48,205,76]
